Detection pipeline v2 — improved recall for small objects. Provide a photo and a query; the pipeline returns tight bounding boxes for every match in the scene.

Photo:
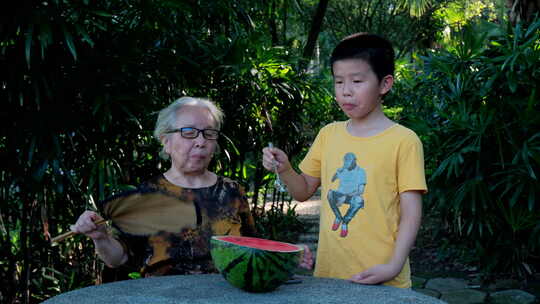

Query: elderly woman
[71,97,256,279]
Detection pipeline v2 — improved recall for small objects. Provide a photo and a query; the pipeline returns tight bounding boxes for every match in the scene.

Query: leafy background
[1,0,539,302]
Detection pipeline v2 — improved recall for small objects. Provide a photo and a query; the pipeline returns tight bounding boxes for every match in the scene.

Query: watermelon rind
[210,236,304,293]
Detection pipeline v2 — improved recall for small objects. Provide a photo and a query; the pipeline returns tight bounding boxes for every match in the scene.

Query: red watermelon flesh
[216,236,300,252]
[210,235,304,292]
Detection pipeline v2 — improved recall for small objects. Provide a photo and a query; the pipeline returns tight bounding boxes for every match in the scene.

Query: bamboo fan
[51,189,198,243]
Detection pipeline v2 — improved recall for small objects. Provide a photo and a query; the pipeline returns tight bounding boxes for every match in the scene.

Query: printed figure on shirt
[328,152,366,237]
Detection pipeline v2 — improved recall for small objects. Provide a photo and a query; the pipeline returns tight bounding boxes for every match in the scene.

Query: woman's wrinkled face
[163,105,218,176]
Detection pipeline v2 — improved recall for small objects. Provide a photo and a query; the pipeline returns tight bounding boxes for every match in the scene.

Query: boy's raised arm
[281,170,321,202]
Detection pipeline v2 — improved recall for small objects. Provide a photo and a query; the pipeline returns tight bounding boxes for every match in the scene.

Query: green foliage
[395,17,540,280]
[128,272,142,279]
[435,0,498,28]
[1,1,336,302]
[320,0,448,61]
[6,0,530,302]
[254,198,307,244]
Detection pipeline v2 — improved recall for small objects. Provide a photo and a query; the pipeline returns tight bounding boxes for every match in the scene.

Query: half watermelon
[210,235,304,292]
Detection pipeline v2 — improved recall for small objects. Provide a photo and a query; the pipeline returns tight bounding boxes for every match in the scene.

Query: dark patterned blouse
[107,175,256,278]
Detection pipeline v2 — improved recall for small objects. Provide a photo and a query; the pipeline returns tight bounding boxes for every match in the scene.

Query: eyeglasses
[166,127,220,140]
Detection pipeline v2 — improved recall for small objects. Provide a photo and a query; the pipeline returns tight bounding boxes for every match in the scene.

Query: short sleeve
[299,128,325,178]
[397,133,427,194]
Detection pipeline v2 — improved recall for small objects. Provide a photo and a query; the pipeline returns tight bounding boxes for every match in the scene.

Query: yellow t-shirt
[299,121,427,288]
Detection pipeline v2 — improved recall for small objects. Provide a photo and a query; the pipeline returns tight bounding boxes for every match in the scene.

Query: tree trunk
[300,0,330,71]
[20,194,31,304]
[269,0,279,45]
[506,0,540,24]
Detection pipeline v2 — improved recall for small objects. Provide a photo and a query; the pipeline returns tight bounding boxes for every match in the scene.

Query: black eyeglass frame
[165,127,220,140]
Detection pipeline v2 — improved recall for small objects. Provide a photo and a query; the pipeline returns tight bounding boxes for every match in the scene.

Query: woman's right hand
[70,211,109,241]
[298,244,314,269]
[262,146,292,174]
[71,211,128,267]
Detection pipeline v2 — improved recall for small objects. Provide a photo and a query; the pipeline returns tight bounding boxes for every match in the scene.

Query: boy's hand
[348,263,401,285]
[298,244,314,269]
[262,146,291,174]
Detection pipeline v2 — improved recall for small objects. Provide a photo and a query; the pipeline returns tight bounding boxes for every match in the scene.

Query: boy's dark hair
[330,33,395,81]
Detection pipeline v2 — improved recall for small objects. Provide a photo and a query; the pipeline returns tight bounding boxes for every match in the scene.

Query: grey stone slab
[426,278,469,292]
[415,288,442,299]
[489,289,537,304]
[42,274,447,304]
[298,234,319,243]
[440,289,486,304]
[306,224,320,233]
[487,279,521,291]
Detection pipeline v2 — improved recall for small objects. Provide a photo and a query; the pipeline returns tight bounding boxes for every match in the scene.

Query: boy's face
[332,58,392,122]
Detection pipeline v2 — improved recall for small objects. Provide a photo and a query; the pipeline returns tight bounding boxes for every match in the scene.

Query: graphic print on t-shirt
[327,152,366,237]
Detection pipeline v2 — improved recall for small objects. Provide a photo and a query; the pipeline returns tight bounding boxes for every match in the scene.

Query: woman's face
[163,105,218,176]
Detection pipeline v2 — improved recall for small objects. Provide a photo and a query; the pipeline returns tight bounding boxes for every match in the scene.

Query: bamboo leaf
[25,25,34,68]
[527,188,535,211]
[509,183,523,208]
[27,136,37,165]
[62,26,77,61]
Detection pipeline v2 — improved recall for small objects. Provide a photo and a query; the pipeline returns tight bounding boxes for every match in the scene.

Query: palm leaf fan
[51,188,198,243]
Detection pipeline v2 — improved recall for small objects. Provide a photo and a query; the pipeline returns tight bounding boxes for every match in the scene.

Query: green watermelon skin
[210,236,304,293]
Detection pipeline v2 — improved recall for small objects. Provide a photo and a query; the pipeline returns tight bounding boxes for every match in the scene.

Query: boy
[262,33,427,288]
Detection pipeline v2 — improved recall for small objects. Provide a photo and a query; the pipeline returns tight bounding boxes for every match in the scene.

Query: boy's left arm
[350,190,422,285]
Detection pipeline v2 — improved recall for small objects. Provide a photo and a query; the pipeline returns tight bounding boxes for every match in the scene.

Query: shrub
[393,18,540,280]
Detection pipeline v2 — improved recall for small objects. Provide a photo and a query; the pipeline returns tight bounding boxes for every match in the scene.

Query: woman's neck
[163,169,217,188]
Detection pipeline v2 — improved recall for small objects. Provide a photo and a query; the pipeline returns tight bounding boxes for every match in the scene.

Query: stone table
[42,274,446,304]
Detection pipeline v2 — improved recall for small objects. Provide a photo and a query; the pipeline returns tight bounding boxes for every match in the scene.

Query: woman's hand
[71,210,128,267]
[298,244,314,269]
[70,210,109,241]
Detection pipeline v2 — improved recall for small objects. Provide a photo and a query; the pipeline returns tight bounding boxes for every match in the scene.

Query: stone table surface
[42,274,446,304]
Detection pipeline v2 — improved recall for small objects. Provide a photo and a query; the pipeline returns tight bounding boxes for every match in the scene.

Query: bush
[254,197,307,244]
[393,18,540,280]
